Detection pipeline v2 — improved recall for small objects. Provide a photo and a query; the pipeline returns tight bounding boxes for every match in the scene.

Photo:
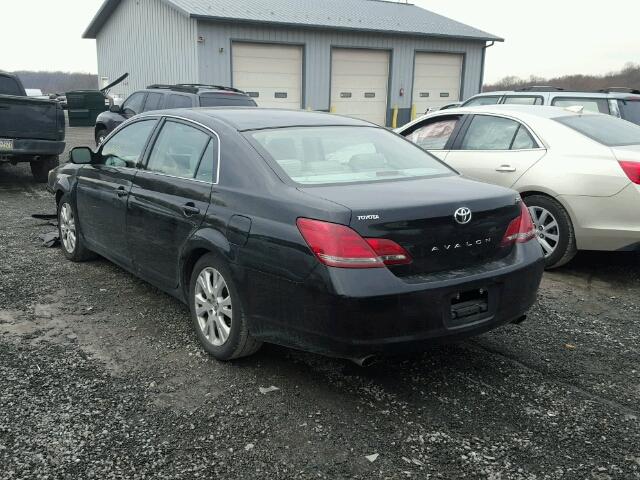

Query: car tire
[95,128,108,146]
[189,253,262,360]
[524,194,577,269]
[30,156,59,183]
[57,194,95,262]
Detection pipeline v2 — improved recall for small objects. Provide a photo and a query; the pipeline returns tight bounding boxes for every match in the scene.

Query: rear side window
[195,140,218,182]
[619,99,640,125]
[460,115,521,150]
[503,96,544,105]
[554,114,640,147]
[463,95,501,107]
[403,117,460,150]
[166,94,192,109]
[199,93,257,107]
[552,97,609,114]
[0,76,23,96]
[146,121,211,179]
[143,92,164,112]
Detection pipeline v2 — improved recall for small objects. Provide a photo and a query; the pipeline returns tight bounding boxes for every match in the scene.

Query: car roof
[469,89,640,99]
[138,107,375,131]
[420,104,600,122]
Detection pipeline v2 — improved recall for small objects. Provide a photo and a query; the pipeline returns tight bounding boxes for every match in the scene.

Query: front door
[127,119,216,288]
[444,114,546,187]
[76,119,158,266]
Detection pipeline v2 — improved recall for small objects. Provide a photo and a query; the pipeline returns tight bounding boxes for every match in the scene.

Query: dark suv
[94,84,257,144]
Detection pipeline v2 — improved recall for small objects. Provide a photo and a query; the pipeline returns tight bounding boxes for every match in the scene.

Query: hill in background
[485,63,640,92]
[10,71,98,94]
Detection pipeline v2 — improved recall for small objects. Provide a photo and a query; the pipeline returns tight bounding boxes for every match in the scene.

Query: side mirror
[109,104,121,113]
[69,147,94,165]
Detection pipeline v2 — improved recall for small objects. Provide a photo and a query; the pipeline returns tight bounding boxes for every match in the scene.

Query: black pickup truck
[0,72,65,182]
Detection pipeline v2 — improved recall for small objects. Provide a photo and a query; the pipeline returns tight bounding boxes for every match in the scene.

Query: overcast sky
[1,0,639,83]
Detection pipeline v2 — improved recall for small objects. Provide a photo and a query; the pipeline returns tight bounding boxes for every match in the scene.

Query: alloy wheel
[59,203,77,254]
[194,267,233,347]
[528,205,560,257]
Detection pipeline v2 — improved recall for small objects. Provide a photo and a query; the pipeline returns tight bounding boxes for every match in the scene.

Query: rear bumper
[563,183,640,251]
[242,241,545,358]
[0,138,65,160]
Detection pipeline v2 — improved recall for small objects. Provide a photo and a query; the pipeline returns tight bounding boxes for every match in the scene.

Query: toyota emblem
[454,207,472,225]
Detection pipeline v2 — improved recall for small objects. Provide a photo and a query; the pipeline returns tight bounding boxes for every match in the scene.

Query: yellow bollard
[391,105,398,129]
[330,105,336,114]
[411,103,417,121]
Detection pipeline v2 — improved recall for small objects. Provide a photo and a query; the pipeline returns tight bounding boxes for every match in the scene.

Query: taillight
[619,161,640,185]
[501,202,536,246]
[296,218,412,269]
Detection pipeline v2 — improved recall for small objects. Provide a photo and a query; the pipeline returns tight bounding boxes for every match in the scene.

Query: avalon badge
[454,207,472,225]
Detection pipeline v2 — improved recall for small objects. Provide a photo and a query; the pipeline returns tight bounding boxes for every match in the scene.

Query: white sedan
[396,105,640,268]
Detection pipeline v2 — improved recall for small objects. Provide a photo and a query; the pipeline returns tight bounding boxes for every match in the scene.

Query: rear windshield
[0,76,23,96]
[250,126,453,185]
[619,99,640,125]
[199,93,257,107]
[554,114,640,146]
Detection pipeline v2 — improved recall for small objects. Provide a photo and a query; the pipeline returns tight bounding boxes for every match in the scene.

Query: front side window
[404,117,460,150]
[121,92,146,116]
[146,121,211,179]
[460,115,522,150]
[554,114,640,146]
[143,92,164,112]
[166,94,192,109]
[100,120,157,168]
[463,95,501,107]
[503,96,543,105]
[552,97,609,114]
[250,126,453,185]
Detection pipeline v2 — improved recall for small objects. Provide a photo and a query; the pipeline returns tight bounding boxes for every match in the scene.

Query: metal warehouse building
[84,0,502,126]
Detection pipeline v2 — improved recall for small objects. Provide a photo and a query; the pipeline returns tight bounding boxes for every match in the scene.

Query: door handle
[115,186,128,197]
[182,203,201,217]
[495,165,516,173]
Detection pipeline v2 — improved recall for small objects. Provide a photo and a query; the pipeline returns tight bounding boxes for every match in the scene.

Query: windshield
[463,95,501,107]
[199,93,257,107]
[250,126,453,185]
[554,114,640,147]
[619,99,640,125]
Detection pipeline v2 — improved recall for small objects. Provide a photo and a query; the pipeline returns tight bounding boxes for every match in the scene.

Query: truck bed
[0,95,65,142]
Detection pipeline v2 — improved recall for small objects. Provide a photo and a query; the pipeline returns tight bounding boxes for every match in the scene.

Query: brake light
[619,161,640,185]
[501,202,536,246]
[296,218,411,268]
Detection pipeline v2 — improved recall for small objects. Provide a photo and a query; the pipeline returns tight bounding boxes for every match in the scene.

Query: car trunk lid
[298,176,521,276]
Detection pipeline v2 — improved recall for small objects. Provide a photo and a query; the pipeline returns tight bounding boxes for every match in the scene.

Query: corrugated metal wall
[96,0,198,98]
[196,21,485,113]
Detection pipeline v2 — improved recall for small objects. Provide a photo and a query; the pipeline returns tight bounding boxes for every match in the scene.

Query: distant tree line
[485,63,640,92]
[9,70,99,94]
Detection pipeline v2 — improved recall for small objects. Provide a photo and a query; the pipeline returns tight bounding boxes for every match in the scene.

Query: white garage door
[412,53,463,114]
[331,48,390,126]
[232,43,302,109]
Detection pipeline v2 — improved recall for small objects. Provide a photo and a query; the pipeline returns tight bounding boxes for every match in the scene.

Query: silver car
[397,105,640,268]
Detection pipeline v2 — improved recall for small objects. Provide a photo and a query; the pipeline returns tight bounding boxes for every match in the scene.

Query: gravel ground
[0,125,639,479]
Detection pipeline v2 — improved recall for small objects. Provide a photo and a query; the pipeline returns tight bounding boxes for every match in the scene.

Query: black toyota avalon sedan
[48,108,544,363]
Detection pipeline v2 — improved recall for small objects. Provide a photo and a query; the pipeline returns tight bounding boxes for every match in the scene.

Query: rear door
[443,114,547,187]
[127,118,215,288]
[76,118,158,266]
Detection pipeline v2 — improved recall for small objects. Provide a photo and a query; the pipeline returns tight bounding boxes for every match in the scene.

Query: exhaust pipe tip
[349,355,379,367]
